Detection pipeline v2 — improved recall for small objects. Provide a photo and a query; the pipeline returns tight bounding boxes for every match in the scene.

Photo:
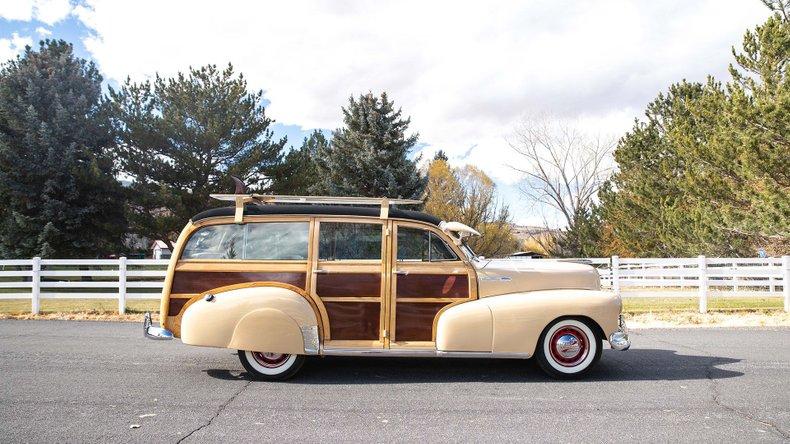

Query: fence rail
[556,255,789,313]
[0,256,788,314]
[0,258,168,314]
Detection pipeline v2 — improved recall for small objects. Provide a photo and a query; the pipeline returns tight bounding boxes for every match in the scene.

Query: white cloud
[36,26,52,37]
[35,0,71,25]
[74,0,770,188]
[0,0,72,25]
[0,0,34,21]
[0,33,32,63]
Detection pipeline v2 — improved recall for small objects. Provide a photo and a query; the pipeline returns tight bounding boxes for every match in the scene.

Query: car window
[397,226,458,262]
[429,232,458,261]
[182,224,243,260]
[245,222,309,260]
[397,227,428,261]
[319,222,382,261]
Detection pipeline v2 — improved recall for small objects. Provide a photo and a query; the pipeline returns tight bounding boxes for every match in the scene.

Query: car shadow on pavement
[204,348,743,384]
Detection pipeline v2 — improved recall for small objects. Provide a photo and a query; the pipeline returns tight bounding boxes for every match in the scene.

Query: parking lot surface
[0,320,788,443]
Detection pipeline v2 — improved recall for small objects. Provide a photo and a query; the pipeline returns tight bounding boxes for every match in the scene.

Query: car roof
[191,204,442,226]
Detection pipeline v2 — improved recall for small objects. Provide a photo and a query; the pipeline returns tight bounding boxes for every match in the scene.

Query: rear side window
[319,222,382,261]
[182,222,309,260]
[245,222,309,260]
[181,225,243,260]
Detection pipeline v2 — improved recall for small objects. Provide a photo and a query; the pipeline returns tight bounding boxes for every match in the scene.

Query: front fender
[436,289,621,355]
[180,284,320,355]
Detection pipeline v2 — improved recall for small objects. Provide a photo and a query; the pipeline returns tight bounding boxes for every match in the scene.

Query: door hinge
[385,227,391,237]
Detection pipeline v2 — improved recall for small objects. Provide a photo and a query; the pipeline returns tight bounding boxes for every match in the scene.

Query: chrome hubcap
[549,326,589,367]
[555,334,581,359]
[251,352,289,368]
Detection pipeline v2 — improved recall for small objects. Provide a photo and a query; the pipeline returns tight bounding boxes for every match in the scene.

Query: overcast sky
[0,0,773,225]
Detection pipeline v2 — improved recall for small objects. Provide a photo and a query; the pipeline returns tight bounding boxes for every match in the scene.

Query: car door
[388,222,476,348]
[310,218,387,349]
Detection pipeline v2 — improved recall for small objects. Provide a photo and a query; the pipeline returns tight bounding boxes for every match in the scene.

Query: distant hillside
[509,224,560,256]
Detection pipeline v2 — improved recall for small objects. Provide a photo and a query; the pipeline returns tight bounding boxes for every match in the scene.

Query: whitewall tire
[238,350,305,381]
[535,318,602,379]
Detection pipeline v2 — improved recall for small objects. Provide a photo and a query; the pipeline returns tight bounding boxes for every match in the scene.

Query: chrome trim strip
[321,347,530,359]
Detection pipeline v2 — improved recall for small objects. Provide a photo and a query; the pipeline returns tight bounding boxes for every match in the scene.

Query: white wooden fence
[0,258,168,314]
[0,256,788,314]
[558,255,789,313]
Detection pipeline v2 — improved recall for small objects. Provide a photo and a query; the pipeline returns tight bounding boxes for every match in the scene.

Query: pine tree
[0,40,126,258]
[109,64,286,247]
[433,150,449,162]
[313,92,426,199]
[269,130,328,195]
[600,5,789,256]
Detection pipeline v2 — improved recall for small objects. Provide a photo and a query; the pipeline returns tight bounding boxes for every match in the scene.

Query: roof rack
[209,194,423,223]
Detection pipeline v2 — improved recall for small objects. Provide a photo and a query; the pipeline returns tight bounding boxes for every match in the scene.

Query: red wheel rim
[549,326,589,367]
[251,352,290,368]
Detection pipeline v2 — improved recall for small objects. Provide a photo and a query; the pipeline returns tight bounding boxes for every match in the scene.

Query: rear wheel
[535,318,601,379]
[238,350,305,381]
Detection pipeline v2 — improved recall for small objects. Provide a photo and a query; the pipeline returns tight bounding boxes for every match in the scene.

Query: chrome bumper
[608,314,630,351]
[143,312,173,340]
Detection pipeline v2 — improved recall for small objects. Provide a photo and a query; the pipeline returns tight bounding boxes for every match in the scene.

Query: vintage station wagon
[144,194,630,380]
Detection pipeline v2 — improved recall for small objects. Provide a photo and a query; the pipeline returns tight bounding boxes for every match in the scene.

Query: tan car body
[159,214,624,359]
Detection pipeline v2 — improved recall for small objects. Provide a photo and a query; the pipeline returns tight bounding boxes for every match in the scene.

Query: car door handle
[313,269,328,274]
[393,270,409,275]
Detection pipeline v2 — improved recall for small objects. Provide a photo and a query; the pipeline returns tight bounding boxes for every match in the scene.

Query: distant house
[152,240,172,260]
[509,251,545,259]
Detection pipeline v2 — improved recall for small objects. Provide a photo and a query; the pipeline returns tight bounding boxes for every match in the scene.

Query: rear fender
[180,283,320,355]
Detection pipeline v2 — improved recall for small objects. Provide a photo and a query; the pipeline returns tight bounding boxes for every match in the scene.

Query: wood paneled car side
[145,195,630,380]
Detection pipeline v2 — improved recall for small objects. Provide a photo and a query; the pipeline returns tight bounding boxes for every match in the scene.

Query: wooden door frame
[310,216,388,349]
[386,221,477,349]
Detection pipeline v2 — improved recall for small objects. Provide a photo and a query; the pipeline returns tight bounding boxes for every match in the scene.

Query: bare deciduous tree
[509,116,615,228]
[508,116,616,256]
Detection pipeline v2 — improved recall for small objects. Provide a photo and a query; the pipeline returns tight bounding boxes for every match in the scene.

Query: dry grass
[0,312,159,322]
[622,296,782,313]
[628,311,790,328]
[0,298,159,314]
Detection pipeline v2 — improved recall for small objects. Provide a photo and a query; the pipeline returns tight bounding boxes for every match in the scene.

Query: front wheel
[238,350,305,381]
[535,318,602,379]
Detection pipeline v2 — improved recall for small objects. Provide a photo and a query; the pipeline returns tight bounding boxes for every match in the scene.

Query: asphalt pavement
[0,320,788,443]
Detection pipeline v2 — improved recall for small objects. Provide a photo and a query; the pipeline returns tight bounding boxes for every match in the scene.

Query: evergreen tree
[269,130,328,194]
[109,64,286,247]
[433,149,449,162]
[552,206,604,257]
[0,40,126,258]
[313,92,426,198]
[600,5,789,256]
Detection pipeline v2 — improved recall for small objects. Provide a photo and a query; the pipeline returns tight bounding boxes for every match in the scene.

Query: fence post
[732,261,739,292]
[31,257,41,314]
[698,255,708,314]
[783,256,789,313]
[118,256,127,314]
[611,255,620,297]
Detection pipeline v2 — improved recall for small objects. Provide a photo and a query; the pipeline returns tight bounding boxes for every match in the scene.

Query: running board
[321,348,530,359]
